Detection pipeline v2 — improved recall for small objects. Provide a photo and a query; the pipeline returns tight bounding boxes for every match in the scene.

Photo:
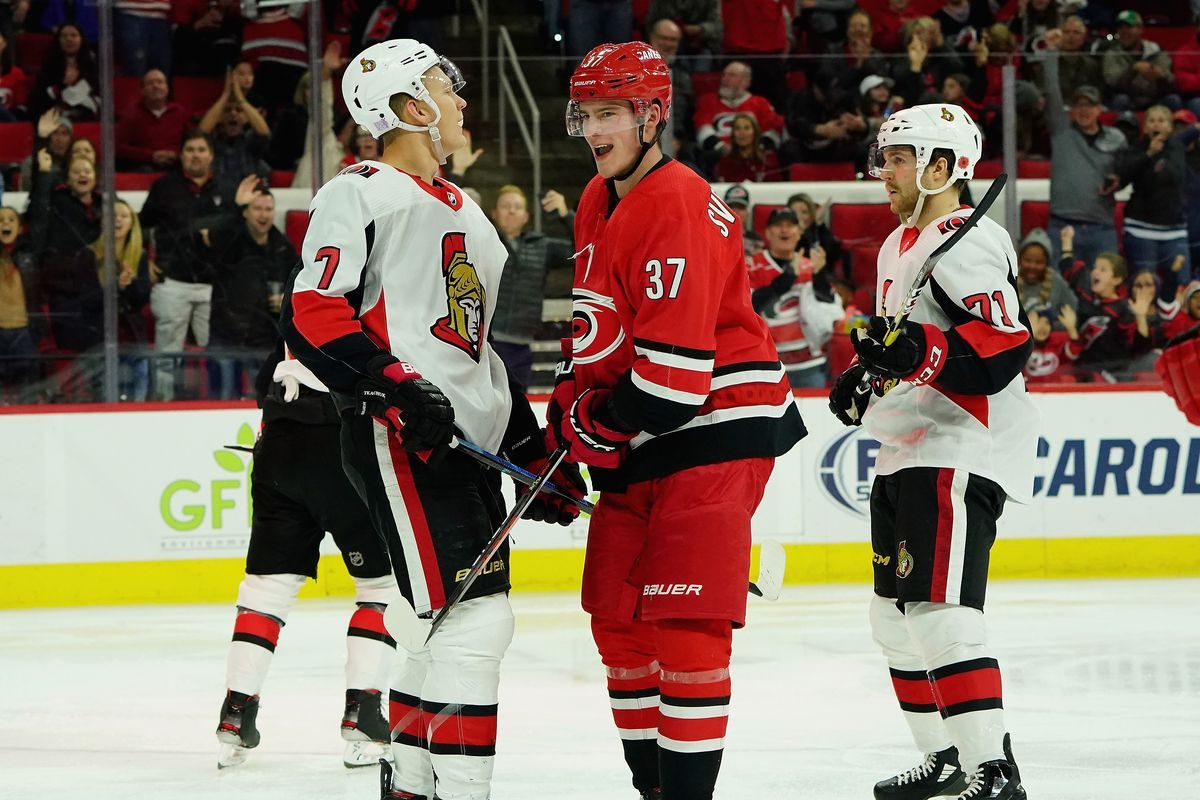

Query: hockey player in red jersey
[552,42,806,800]
[827,104,1032,800]
[281,39,584,800]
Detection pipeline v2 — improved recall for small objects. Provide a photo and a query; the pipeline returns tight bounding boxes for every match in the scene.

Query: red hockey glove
[355,355,455,453]
[561,388,636,470]
[545,337,576,451]
[1156,323,1200,425]
[852,316,948,386]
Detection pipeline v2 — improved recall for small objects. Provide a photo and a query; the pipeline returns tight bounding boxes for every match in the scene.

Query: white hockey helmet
[868,103,981,184]
[341,39,465,163]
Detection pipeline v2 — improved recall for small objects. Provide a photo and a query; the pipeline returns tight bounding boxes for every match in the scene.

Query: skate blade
[217,742,251,769]
[344,739,392,769]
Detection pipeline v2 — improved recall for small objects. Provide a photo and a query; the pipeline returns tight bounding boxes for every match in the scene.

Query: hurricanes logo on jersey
[572,288,626,365]
[896,540,914,578]
[431,232,485,361]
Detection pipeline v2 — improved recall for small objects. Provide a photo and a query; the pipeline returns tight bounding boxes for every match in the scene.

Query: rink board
[2,389,1198,607]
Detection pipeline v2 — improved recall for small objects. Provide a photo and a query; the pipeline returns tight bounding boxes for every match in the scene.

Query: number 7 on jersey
[645,257,686,300]
[315,246,342,291]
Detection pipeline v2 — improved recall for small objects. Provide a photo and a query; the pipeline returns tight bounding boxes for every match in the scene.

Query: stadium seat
[692,71,720,97]
[752,204,785,238]
[114,172,163,191]
[1115,201,1126,244]
[113,75,141,116]
[829,202,896,248]
[1018,159,1052,179]
[973,160,1003,179]
[15,32,52,75]
[270,170,296,188]
[788,162,856,181]
[850,244,880,288]
[1020,200,1049,237]
[1143,26,1196,52]
[285,209,310,253]
[851,287,874,315]
[173,76,224,115]
[72,122,101,147]
[0,122,34,165]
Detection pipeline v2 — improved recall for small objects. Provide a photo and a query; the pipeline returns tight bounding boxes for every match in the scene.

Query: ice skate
[216,690,260,769]
[874,745,968,800]
[639,789,663,800]
[379,757,431,799]
[342,688,392,768]
[953,734,1026,799]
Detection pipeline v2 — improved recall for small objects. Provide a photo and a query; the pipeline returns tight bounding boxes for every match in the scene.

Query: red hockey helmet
[566,42,672,137]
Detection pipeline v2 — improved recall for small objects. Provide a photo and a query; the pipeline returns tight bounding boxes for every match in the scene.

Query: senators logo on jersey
[572,288,625,365]
[431,232,485,361]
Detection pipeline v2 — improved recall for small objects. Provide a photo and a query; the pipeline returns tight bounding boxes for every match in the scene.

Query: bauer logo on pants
[643,584,702,596]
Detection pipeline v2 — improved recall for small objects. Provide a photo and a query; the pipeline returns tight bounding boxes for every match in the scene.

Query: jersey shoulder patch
[336,163,381,179]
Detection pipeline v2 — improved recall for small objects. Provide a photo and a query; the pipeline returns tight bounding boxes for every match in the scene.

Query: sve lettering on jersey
[706,192,737,238]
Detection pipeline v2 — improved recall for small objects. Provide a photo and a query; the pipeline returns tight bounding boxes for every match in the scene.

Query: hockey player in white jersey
[827,104,1033,800]
[280,40,585,800]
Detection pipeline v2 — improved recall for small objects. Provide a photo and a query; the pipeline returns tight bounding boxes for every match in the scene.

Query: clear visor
[565,99,648,137]
[424,57,466,95]
[866,142,918,179]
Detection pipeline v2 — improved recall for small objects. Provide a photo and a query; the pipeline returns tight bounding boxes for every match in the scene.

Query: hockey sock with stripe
[591,617,662,793]
[226,609,284,697]
[346,602,396,692]
[655,618,733,800]
[906,602,1007,772]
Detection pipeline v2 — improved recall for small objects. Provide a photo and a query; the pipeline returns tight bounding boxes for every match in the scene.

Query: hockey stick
[424,447,570,644]
[449,436,596,514]
[849,172,1008,417]
[748,540,786,601]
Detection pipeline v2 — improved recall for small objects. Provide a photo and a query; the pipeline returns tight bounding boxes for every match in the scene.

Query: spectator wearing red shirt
[714,112,781,183]
[1023,309,1073,383]
[116,69,191,172]
[0,29,27,121]
[1175,22,1200,119]
[694,60,785,157]
[241,4,307,111]
[721,0,790,109]
[1164,281,1200,341]
[859,0,938,54]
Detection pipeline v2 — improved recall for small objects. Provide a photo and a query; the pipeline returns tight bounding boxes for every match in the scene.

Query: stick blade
[751,540,786,602]
[383,599,430,653]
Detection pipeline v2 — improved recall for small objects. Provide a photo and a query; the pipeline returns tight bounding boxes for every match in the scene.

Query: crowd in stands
[2,0,1200,403]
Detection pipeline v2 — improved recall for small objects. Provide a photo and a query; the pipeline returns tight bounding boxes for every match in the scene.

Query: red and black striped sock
[605,661,662,792]
[225,609,284,696]
[422,699,498,758]
[346,602,395,692]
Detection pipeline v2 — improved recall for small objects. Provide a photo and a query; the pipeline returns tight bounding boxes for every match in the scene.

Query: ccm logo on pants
[643,584,703,596]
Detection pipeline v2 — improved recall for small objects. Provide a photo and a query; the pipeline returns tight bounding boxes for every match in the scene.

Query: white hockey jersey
[282,161,513,452]
[864,210,1039,502]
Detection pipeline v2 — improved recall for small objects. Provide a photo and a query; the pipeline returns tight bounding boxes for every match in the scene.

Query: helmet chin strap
[903,163,955,227]
[393,96,450,165]
[613,107,664,182]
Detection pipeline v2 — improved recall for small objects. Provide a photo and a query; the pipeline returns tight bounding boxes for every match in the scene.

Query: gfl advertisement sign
[804,391,1200,538]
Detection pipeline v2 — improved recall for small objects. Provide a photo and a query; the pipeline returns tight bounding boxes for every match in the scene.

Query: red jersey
[1024,330,1072,383]
[571,158,805,488]
[694,92,785,149]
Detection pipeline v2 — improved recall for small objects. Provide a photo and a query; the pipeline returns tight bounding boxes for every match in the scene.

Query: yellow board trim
[1,536,1198,609]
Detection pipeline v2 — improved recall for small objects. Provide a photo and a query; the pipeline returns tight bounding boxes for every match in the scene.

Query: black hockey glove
[852,315,948,386]
[828,363,871,426]
[506,431,589,526]
[355,355,455,453]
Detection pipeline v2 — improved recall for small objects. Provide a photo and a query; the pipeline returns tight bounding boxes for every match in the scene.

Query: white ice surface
[1,579,1198,799]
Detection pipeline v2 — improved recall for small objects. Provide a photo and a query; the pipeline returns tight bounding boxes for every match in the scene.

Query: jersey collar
[605,155,674,219]
[387,163,465,211]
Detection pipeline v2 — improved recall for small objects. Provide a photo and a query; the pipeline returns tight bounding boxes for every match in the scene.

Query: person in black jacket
[26,151,102,356]
[1112,105,1191,304]
[140,129,261,400]
[205,188,298,399]
[488,184,575,389]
